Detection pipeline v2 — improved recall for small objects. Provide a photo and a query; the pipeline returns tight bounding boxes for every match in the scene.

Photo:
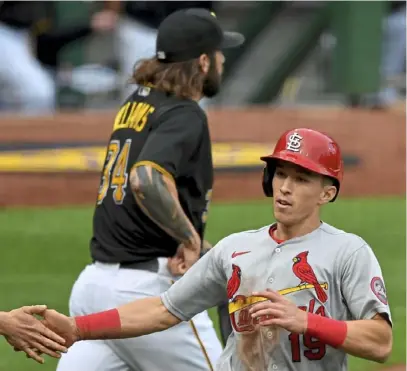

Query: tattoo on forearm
[131,166,195,244]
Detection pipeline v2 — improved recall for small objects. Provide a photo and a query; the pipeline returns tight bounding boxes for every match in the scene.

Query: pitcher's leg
[106,313,222,371]
[57,264,130,371]
[106,260,222,371]
[56,340,130,371]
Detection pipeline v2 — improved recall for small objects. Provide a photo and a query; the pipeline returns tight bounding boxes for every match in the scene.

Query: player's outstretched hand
[249,289,308,334]
[2,305,68,364]
[41,309,79,348]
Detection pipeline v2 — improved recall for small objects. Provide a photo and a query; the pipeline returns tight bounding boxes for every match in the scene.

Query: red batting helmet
[260,128,344,202]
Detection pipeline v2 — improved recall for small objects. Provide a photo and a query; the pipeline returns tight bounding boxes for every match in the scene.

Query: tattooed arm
[129,107,207,271]
[130,163,201,271]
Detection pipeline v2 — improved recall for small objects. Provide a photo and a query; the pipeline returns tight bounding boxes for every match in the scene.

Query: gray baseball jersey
[161,222,392,371]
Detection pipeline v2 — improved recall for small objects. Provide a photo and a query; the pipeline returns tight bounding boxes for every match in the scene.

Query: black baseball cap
[156,8,245,63]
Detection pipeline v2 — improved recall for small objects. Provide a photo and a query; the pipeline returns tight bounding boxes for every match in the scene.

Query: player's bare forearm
[130,164,200,247]
[114,297,180,338]
[81,297,180,340]
[340,314,392,363]
[43,298,181,344]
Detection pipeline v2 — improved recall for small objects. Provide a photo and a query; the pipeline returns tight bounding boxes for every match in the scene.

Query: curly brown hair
[130,57,206,99]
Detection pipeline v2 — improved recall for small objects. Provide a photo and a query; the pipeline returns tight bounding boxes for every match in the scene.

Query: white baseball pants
[56,259,222,371]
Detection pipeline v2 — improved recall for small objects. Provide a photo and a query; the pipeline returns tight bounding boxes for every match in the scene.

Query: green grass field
[0,197,405,370]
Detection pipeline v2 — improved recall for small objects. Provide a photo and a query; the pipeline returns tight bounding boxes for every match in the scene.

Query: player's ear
[198,54,210,74]
[319,185,337,205]
[318,176,337,205]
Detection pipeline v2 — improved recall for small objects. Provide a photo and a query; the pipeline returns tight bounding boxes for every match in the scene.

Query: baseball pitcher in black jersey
[91,86,213,272]
[53,8,244,371]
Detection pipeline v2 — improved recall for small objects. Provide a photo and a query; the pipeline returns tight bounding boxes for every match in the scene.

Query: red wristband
[306,312,347,348]
[75,309,121,340]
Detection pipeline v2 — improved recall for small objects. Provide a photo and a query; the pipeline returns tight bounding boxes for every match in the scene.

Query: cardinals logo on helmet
[227,264,242,300]
[292,251,328,303]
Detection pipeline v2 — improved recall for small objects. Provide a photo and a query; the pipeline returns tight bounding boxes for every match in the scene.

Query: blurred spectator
[0,1,55,113]
[364,1,406,109]
[0,1,117,114]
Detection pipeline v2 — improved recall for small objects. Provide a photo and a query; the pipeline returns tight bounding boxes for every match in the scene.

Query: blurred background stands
[0,0,405,114]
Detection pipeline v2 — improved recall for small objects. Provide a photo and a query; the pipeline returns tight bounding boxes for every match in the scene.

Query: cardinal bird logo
[292,251,328,303]
[227,264,242,300]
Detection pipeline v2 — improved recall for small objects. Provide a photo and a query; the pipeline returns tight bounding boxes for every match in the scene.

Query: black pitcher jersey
[90,86,213,263]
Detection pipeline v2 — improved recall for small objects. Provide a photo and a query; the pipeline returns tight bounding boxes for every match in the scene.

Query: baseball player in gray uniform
[33,128,393,371]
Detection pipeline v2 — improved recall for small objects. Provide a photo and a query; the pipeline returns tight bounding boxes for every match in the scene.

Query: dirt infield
[0,107,405,207]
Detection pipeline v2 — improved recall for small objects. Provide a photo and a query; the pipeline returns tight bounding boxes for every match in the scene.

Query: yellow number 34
[97,139,132,205]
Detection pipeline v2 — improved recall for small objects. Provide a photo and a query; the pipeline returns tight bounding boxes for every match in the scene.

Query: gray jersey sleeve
[160,241,227,321]
[340,243,392,325]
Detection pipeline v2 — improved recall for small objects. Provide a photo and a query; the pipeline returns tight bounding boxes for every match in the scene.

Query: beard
[202,63,221,98]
